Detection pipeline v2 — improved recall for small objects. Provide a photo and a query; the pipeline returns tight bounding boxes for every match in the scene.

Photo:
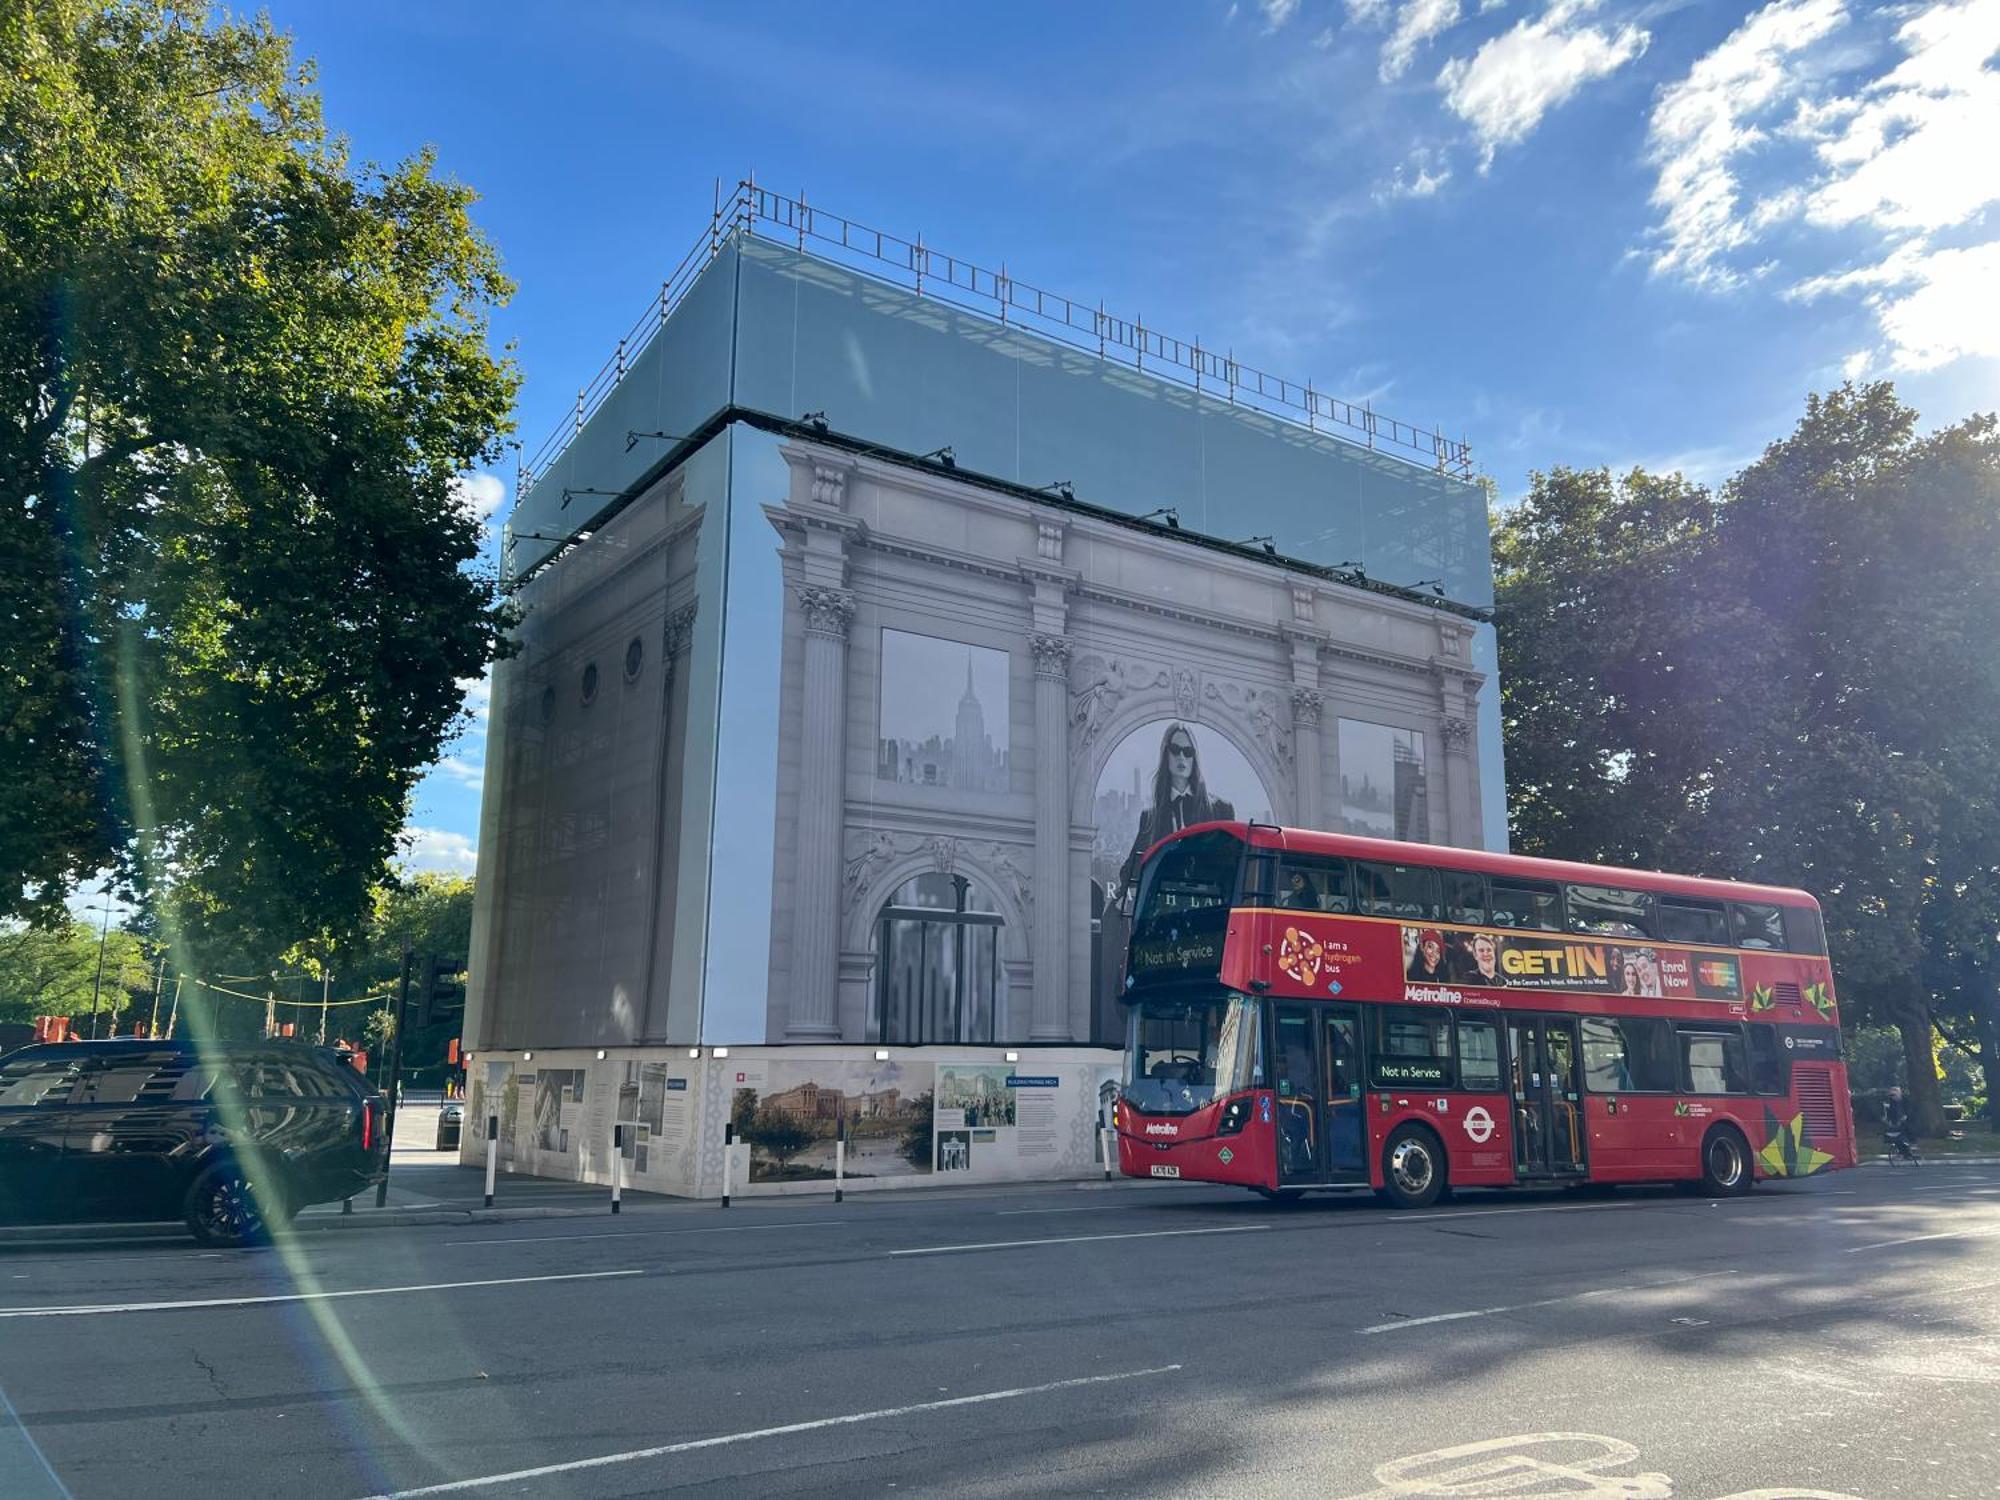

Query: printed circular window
[539,685,556,723]
[580,661,599,704]
[624,637,644,682]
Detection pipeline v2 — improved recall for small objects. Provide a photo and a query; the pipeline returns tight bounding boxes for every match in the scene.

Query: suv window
[78,1051,194,1105]
[0,1053,84,1107]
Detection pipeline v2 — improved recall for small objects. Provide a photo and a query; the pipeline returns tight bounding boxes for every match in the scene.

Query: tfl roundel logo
[1463,1106,1496,1145]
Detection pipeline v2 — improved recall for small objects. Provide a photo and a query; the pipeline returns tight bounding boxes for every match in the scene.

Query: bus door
[1273,1005,1320,1185]
[1321,1006,1366,1182]
[1272,1003,1368,1185]
[1509,1016,1588,1179]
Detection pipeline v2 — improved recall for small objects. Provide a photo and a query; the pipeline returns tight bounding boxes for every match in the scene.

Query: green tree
[900,1089,935,1167]
[0,2,517,961]
[1495,386,2000,1137]
[0,917,149,1028]
[746,1106,816,1171]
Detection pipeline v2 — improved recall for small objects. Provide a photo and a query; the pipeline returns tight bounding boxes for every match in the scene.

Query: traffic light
[412,953,466,1030]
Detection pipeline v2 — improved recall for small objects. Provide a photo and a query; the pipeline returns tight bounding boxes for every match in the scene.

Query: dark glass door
[1273,1004,1320,1185]
[1509,1017,1587,1178]
[1322,1007,1366,1181]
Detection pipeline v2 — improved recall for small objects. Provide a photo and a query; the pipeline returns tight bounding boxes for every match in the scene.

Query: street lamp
[87,885,115,1039]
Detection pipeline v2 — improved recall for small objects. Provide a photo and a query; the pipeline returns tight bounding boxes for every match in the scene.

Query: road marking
[1845,1225,2000,1254]
[445,1220,850,1247]
[994,1203,1167,1217]
[891,1225,1268,1257]
[1389,1202,1647,1224]
[360,1364,1183,1498]
[1358,1271,1738,1335]
[0,1269,641,1319]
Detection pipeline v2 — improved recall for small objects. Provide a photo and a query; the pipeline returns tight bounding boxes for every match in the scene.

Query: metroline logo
[1144,1123,1179,1137]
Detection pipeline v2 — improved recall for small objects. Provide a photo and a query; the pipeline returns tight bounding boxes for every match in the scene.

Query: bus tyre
[1699,1126,1754,1197]
[1381,1125,1447,1210]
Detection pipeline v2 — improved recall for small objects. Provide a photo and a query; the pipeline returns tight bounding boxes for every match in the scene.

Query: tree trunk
[1895,1007,1949,1138]
[1972,967,2000,1130]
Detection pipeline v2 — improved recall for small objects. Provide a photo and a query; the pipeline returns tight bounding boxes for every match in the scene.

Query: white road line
[890,1224,1268,1257]
[361,1363,1184,1498]
[0,1269,641,1319]
[1358,1270,1738,1335]
[445,1220,850,1247]
[994,1204,1164,1217]
[1389,1202,1647,1224]
[1845,1225,2000,1254]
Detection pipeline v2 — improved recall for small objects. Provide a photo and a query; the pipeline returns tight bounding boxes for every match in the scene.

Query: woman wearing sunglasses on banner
[1117,722,1235,899]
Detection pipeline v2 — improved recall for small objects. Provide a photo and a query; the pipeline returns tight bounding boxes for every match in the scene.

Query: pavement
[3,1160,1999,1498]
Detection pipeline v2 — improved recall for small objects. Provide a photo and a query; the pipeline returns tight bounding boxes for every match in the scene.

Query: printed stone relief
[1291,686,1323,729]
[809,463,849,510]
[840,828,1034,925]
[795,585,856,638]
[1068,653,1171,757]
[1028,632,1073,679]
[1204,679,1293,774]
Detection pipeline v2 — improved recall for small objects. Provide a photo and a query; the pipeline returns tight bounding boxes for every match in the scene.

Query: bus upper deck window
[1490,878,1563,931]
[1731,901,1785,950]
[1566,884,1653,940]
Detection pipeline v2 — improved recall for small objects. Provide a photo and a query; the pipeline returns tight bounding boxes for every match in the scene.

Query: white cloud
[1347,0,1391,22]
[436,755,486,791]
[1643,0,1848,286]
[1645,0,2000,377]
[1261,0,1301,29]
[1803,0,2000,234]
[1382,0,1463,81]
[1792,239,2000,372]
[451,471,506,525]
[1438,0,1649,165]
[456,670,493,734]
[399,827,478,877]
[1379,147,1453,199]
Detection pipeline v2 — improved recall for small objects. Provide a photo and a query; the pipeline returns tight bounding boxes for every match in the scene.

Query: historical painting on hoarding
[729,1058,937,1183]
[878,630,1010,794]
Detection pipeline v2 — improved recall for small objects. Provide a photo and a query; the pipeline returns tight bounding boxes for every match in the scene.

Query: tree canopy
[1495,385,2000,1133]
[0,2,516,961]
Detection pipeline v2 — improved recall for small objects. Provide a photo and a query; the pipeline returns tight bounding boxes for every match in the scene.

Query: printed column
[1291,688,1324,829]
[788,585,855,1040]
[1029,632,1072,1041]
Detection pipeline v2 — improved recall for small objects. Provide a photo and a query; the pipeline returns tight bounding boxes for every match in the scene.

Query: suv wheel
[184,1163,280,1248]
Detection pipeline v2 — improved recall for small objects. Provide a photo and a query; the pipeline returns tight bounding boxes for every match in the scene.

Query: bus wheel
[1699,1126,1754,1197]
[1382,1125,1447,1210]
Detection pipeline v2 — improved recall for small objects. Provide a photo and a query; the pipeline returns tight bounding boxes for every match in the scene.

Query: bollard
[834,1111,846,1204]
[611,1123,624,1214]
[484,1115,499,1208]
[342,1196,353,1216]
[721,1120,734,1209]
[1102,1125,1116,1180]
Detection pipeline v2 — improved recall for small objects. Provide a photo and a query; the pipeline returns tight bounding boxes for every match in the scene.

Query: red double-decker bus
[1115,823,1854,1206]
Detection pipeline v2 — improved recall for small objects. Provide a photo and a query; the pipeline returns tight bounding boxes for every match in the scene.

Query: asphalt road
[2,1162,1997,1499]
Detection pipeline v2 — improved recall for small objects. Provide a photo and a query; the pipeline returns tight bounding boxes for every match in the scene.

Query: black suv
[0,1038,390,1246]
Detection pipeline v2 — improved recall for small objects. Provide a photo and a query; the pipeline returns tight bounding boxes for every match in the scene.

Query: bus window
[1782,905,1827,955]
[1567,884,1654,940]
[1680,1027,1749,1095]
[1457,1016,1502,1091]
[1372,1006,1454,1088]
[1657,896,1729,947]
[1731,901,1785,950]
[1620,1018,1679,1091]
[1490,877,1563,931]
[1123,992,1262,1117]
[1277,855,1351,913]
[1134,830,1242,920]
[1356,862,1441,921]
[1581,1017,1632,1093]
[1746,1026,1785,1095]
[1442,870,1487,926]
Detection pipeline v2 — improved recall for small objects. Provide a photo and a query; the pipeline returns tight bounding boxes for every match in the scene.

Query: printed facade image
[1339,719,1428,841]
[877,630,1010,793]
[731,1058,936,1182]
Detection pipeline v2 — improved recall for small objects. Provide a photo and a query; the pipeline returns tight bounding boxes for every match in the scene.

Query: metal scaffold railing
[518,177,1473,495]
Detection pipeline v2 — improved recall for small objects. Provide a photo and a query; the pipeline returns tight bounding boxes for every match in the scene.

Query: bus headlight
[1217,1095,1252,1136]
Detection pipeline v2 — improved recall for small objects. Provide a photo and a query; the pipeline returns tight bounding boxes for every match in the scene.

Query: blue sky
[250,0,2000,875]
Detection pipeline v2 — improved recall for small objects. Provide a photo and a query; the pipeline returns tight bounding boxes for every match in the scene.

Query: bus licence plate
[1149,1164,1180,1179]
